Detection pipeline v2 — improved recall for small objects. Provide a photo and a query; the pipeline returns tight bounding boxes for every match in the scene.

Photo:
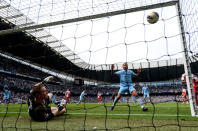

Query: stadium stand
[0,54,187,104]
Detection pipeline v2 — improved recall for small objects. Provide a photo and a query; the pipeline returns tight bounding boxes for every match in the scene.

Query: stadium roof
[0,0,91,69]
[0,0,184,69]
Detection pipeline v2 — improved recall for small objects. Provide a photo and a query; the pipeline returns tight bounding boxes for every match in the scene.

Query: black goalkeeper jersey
[28,95,54,121]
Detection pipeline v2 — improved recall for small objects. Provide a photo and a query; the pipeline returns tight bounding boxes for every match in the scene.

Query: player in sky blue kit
[77,90,86,104]
[4,85,11,104]
[110,63,148,111]
[142,83,152,104]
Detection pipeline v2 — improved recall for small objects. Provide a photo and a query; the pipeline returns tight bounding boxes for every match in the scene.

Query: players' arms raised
[111,64,142,77]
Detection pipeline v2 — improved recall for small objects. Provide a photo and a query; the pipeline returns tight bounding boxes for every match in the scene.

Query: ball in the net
[147,11,159,24]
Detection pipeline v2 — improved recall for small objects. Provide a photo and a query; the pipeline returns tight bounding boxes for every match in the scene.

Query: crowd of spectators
[0,55,47,78]
[0,54,187,104]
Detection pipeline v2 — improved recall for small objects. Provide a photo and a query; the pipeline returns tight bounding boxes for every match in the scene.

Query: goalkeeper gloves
[42,76,54,84]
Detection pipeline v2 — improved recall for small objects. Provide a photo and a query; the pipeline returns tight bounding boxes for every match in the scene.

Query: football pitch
[0,102,198,131]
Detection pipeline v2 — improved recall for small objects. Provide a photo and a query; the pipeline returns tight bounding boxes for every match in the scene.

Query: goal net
[0,0,198,130]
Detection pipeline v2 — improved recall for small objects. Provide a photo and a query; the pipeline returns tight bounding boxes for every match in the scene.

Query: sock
[132,96,144,108]
[112,97,120,106]
[149,98,153,104]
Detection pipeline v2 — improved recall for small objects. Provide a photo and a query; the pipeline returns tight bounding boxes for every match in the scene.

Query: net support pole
[176,1,198,116]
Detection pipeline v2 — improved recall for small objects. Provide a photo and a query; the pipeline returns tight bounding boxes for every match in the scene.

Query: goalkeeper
[110,63,148,111]
[28,76,66,121]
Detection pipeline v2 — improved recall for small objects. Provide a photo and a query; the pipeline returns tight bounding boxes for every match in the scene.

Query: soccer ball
[147,11,159,24]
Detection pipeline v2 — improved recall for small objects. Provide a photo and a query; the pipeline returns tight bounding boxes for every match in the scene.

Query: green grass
[0,102,198,131]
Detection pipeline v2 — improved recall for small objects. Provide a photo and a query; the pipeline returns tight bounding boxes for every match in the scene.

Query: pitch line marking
[0,112,191,117]
[67,112,191,117]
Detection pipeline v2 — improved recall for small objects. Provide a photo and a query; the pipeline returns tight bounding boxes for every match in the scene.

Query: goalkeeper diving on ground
[28,76,66,121]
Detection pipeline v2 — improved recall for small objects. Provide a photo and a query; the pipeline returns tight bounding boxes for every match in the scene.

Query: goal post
[176,2,198,117]
[1,0,198,130]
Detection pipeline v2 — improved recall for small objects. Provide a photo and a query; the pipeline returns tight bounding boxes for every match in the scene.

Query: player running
[142,83,152,104]
[181,86,188,104]
[97,92,102,104]
[110,63,148,111]
[3,85,11,105]
[65,89,71,104]
[77,89,86,104]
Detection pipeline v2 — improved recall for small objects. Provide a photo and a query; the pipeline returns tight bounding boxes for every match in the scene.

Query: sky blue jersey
[4,89,11,99]
[115,70,136,86]
[80,91,86,99]
[81,91,85,96]
[142,86,149,94]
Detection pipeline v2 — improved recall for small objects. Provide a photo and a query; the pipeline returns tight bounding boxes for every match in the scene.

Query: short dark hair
[31,83,45,97]
[123,62,128,65]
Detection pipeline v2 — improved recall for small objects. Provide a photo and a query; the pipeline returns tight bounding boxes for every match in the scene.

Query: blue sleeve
[115,70,123,76]
[130,70,136,77]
